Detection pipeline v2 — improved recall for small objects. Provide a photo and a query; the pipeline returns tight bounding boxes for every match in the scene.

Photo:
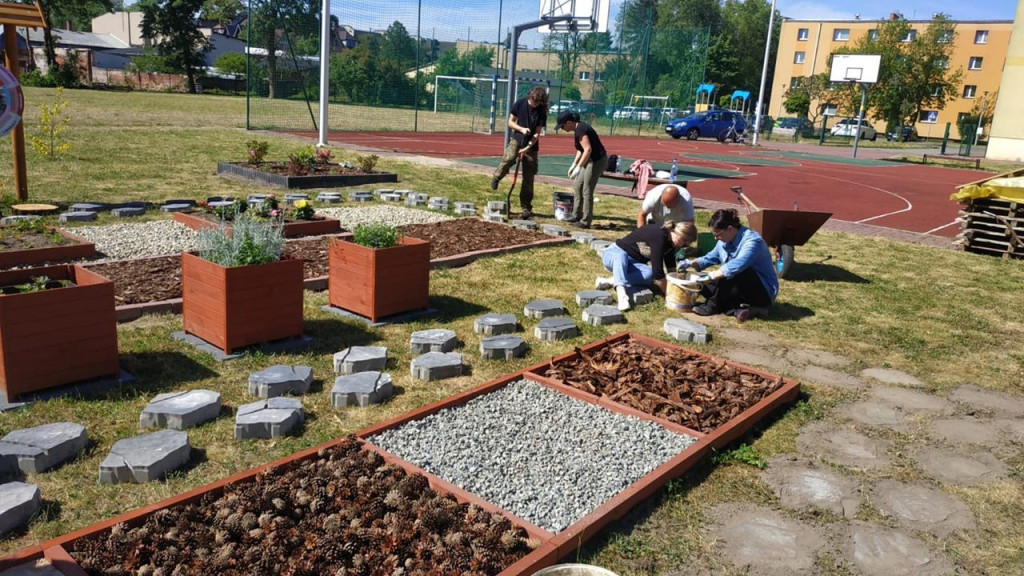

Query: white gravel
[316,205,454,230]
[68,221,199,260]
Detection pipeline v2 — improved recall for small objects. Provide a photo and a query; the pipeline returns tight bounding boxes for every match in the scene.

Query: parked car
[549,100,578,114]
[886,125,920,142]
[830,118,877,140]
[774,117,814,138]
[665,110,746,140]
[613,106,653,121]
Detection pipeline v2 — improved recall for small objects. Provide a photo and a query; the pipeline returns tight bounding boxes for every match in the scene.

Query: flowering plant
[246,140,269,166]
[314,146,333,164]
[291,199,315,220]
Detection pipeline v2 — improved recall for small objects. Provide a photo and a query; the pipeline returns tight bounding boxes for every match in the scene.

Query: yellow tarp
[951,176,1024,202]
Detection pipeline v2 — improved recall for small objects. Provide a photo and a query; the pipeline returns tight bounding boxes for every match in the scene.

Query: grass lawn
[0,87,1022,574]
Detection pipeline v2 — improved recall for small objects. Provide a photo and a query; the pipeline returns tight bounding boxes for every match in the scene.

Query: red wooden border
[0,228,95,270]
[172,211,341,238]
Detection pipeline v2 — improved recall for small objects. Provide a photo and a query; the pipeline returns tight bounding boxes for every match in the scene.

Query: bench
[600,172,682,187]
[922,154,981,169]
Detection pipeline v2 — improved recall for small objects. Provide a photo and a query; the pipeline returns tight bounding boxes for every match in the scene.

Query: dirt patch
[708,503,826,575]
[0,229,70,251]
[85,256,182,306]
[399,218,551,260]
[229,161,377,177]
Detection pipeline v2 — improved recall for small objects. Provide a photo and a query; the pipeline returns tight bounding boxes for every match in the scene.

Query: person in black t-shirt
[490,86,548,219]
[595,220,697,311]
[556,111,607,228]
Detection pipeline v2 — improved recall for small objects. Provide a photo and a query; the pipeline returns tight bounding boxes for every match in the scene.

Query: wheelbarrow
[731,186,831,278]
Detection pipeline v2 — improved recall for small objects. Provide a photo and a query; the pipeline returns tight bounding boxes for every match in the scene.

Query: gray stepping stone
[59,211,97,222]
[0,422,87,474]
[0,558,65,575]
[428,196,449,205]
[718,327,777,347]
[571,231,596,244]
[99,430,190,484]
[576,290,613,307]
[0,482,40,537]
[375,188,395,196]
[284,193,309,204]
[796,422,892,470]
[590,239,612,254]
[486,201,507,214]
[534,317,579,341]
[524,299,566,319]
[911,446,1009,486]
[207,200,235,209]
[843,400,912,431]
[158,203,192,213]
[316,192,342,203]
[394,189,412,197]
[380,193,403,202]
[541,224,569,237]
[1,216,39,225]
[164,199,196,207]
[405,193,428,207]
[761,456,859,517]
[511,219,538,230]
[797,365,864,391]
[480,335,527,360]
[927,416,1001,447]
[139,389,221,430]
[871,480,976,537]
[840,522,954,576]
[350,191,373,202]
[410,328,458,354]
[247,194,269,203]
[483,212,506,223]
[628,287,655,305]
[454,202,475,210]
[235,397,304,440]
[247,364,313,398]
[582,304,625,326]
[454,207,477,216]
[948,384,1024,417]
[860,367,926,388]
[410,352,463,381]
[333,346,388,374]
[720,346,790,374]
[331,371,394,408]
[473,313,518,335]
[995,418,1024,444]
[663,317,711,344]
[205,196,233,203]
[70,202,104,212]
[710,504,826,574]
[784,347,849,368]
[870,385,953,414]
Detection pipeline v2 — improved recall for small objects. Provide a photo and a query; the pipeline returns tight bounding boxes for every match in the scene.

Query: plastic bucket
[531,564,621,576]
[666,272,700,311]
[553,192,574,221]
[696,232,716,256]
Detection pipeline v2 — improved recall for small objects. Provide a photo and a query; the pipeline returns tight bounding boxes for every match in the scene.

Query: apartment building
[769,17,1013,140]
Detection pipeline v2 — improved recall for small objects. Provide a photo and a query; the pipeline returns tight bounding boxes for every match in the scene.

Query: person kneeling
[680,209,778,322]
[597,220,697,311]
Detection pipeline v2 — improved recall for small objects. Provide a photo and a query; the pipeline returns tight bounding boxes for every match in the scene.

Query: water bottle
[670,157,678,183]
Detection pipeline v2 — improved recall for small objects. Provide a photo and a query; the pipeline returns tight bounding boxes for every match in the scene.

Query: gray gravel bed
[317,205,454,230]
[66,221,199,260]
[369,378,696,533]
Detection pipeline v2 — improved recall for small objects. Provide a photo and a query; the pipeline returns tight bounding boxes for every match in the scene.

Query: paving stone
[428,197,449,206]
[783,347,849,368]
[629,287,655,305]
[234,397,304,440]
[720,346,790,374]
[761,456,860,517]
[486,201,508,214]
[1,216,39,225]
[911,446,1009,486]
[590,240,612,254]
[571,231,596,244]
[316,192,342,203]
[454,207,477,216]
[247,194,269,203]
[927,416,1002,448]
[582,304,626,326]
[112,207,145,217]
[333,346,388,374]
[247,364,313,398]
[0,422,87,474]
[511,219,538,231]
[860,367,926,388]
[0,558,65,575]
[99,430,190,484]
[709,503,826,575]
[540,224,568,237]
[380,193,403,202]
[948,384,1024,417]
[663,317,711,344]
[58,211,97,222]
[870,386,954,414]
[473,313,518,335]
[576,290,613,307]
[410,352,463,381]
[524,299,566,319]
[332,371,394,408]
[283,193,309,204]
[796,422,892,471]
[995,418,1024,443]
[164,199,196,207]
[405,193,428,207]
[480,335,527,360]
[797,365,864,390]
[840,522,954,576]
[410,328,458,354]
[454,202,475,210]
[206,196,234,204]
[394,189,412,197]
[871,480,976,537]
[139,389,221,430]
[69,202,105,212]
[0,482,40,537]
[483,212,506,223]
[375,189,395,196]
[349,191,373,202]
[158,203,192,213]
[716,327,776,347]
[843,400,912,431]
[534,317,579,341]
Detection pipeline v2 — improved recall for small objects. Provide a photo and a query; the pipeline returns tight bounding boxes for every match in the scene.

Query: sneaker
[521,209,533,220]
[490,178,499,191]
[692,302,720,316]
[573,221,591,229]
[735,308,754,323]
[616,285,632,311]
[595,277,613,290]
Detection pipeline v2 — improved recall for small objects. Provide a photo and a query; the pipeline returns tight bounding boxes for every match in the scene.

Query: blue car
[665,110,746,140]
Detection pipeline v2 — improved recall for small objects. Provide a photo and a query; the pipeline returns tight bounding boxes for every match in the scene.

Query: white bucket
[666,272,701,311]
[531,564,621,576]
[553,192,574,221]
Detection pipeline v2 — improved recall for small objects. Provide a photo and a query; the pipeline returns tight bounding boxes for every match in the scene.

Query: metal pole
[973,91,988,148]
[852,83,867,158]
[245,0,251,129]
[317,0,330,146]
[414,0,421,131]
[751,0,777,147]
[4,24,28,200]
[502,16,573,149]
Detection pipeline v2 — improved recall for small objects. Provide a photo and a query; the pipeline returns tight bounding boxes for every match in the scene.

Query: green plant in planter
[0,276,73,294]
[290,199,315,221]
[287,145,317,175]
[197,212,286,266]
[354,154,379,173]
[246,140,269,166]
[352,223,401,248]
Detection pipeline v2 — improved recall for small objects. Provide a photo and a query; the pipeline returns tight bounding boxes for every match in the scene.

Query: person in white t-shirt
[637,183,694,228]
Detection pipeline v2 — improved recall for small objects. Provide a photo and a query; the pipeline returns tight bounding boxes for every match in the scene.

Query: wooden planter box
[0,265,119,401]
[217,162,399,189]
[181,252,304,354]
[172,211,340,238]
[0,228,96,269]
[328,236,430,322]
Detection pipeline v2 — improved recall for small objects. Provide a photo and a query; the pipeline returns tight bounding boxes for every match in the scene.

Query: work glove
[708,269,726,281]
[677,259,691,271]
[568,166,581,179]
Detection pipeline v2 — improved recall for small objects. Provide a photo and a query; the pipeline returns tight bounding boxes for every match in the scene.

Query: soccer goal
[632,94,670,122]
[433,75,534,134]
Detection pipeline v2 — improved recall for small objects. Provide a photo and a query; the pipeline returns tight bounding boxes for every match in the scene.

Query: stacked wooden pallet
[955,197,1024,259]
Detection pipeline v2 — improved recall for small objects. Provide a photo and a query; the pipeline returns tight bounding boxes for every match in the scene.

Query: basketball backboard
[829,54,881,84]
[539,0,610,33]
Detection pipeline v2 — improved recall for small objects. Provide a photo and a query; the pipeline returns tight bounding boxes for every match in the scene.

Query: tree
[200,0,243,24]
[380,21,416,70]
[31,0,114,69]
[246,0,318,98]
[720,0,779,110]
[213,51,246,75]
[140,0,210,93]
[782,73,830,125]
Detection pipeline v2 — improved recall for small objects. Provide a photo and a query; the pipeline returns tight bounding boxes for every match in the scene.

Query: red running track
[308,131,991,238]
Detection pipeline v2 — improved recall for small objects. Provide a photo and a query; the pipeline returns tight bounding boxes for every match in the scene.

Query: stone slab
[111,207,146,217]
[410,352,463,381]
[0,422,87,474]
[541,224,568,237]
[380,193,403,202]
[761,456,859,517]
[582,304,626,326]
[333,346,388,374]
[320,305,439,327]
[534,317,579,341]
[428,196,449,205]
[473,313,518,335]
[709,503,826,575]
[205,196,235,204]
[394,189,412,197]
[99,430,191,484]
[871,480,976,537]
[410,328,458,354]
[628,287,655,305]
[58,211,97,222]
[480,335,527,360]
[860,367,926,388]
[870,386,954,415]
[406,199,428,207]
[486,201,507,214]
[511,219,538,231]
[331,371,394,408]
[247,364,313,398]
[69,203,105,212]
[164,199,196,207]
[316,193,342,203]
[911,446,1009,486]
[576,290,613,307]
[948,384,1024,417]
[663,317,711,344]
[927,416,1002,448]
[716,327,777,348]
[0,482,40,537]
[171,331,314,362]
[375,189,395,196]
[454,207,477,216]
[453,202,475,210]
[139,389,221,430]
[0,216,39,225]
[349,191,373,202]
[783,347,849,368]
[159,203,192,213]
[797,365,864,391]
[571,231,596,244]
[483,212,506,223]
[524,299,566,319]
[995,418,1024,444]
[842,400,912,431]
[235,397,304,440]
[839,522,954,576]
[796,422,892,471]
[719,346,790,375]
[247,194,269,202]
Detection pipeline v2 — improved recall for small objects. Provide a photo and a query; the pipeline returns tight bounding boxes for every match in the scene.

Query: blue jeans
[602,244,653,288]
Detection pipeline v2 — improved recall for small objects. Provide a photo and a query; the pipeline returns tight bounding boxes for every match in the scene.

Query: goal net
[433,76,534,134]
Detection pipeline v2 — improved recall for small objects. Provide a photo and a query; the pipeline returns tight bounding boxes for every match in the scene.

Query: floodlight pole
[751,0,776,147]
[852,83,867,158]
[503,15,574,150]
[317,0,330,146]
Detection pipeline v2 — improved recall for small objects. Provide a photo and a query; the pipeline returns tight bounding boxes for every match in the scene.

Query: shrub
[352,223,401,249]
[314,146,333,164]
[287,145,317,175]
[355,154,379,173]
[196,212,285,267]
[246,140,269,165]
[28,86,72,160]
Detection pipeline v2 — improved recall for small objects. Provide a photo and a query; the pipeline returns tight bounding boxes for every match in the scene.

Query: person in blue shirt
[679,208,778,322]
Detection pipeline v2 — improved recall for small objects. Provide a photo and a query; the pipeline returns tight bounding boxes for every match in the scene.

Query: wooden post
[3,25,27,201]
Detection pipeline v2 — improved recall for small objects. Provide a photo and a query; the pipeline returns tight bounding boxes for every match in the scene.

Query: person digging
[490,86,548,219]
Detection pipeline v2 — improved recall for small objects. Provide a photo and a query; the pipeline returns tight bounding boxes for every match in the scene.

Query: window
[594,71,603,82]
[579,71,590,81]
[794,52,806,64]
[975,30,988,44]
[900,30,917,42]
[790,76,803,88]
[833,29,849,41]
[963,85,977,98]
[957,112,970,124]
[931,86,942,97]
[867,30,879,41]
[797,28,809,41]
[919,110,939,123]
[937,30,953,44]
[969,57,983,70]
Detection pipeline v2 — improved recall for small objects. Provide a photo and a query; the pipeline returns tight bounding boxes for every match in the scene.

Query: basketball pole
[852,82,867,158]
[751,0,776,147]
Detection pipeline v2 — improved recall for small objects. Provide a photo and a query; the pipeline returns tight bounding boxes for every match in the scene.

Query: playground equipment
[732,186,831,278]
[695,83,714,112]
[0,1,46,201]
[728,90,750,116]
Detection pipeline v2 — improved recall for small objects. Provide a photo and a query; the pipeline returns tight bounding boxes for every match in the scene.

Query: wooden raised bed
[0,228,95,269]
[180,252,304,354]
[328,236,430,322]
[0,264,119,401]
[172,211,341,238]
[217,161,399,190]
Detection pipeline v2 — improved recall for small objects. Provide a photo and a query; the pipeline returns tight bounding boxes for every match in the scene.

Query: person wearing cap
[490,85,548,220]
[557,110,607,229]
[637,183,694,228]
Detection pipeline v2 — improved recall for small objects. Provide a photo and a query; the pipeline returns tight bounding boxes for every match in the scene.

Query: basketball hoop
[539,0,609,33]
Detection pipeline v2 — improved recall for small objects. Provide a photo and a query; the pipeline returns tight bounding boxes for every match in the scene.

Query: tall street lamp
[751,0,778,146]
